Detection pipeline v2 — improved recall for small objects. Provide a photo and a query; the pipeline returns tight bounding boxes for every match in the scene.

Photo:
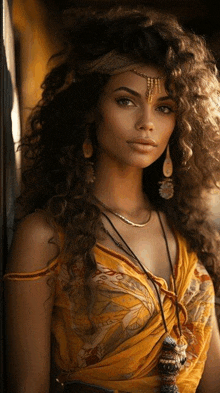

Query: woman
[4,6,220,393]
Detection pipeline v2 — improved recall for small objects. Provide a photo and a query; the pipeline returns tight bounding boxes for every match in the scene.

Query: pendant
[158,178,174,200]
[158,335,187,393]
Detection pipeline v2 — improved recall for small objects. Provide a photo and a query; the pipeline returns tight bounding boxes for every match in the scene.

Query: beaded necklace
[101,211,187,393]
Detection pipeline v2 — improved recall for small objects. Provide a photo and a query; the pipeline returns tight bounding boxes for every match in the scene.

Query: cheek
[155,120,175,158]
[160,118,175,141]
[97,112,129,142]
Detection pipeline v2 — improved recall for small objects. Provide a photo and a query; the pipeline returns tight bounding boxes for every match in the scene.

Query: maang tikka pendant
[131,69,164,103]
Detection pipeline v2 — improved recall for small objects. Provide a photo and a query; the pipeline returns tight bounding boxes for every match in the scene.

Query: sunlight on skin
[93,65,176,214]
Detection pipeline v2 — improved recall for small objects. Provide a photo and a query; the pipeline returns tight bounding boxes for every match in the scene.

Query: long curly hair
[18,6,220,292]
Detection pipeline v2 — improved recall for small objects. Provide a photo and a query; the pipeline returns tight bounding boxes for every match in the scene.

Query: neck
[92,159,150,215]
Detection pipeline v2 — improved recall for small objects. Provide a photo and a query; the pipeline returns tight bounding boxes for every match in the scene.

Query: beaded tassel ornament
[158,335,187,393]
[100,211,187,393]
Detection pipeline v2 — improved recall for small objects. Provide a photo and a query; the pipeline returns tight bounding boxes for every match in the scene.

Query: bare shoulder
[15,210,58,243]
[6,211,60,274]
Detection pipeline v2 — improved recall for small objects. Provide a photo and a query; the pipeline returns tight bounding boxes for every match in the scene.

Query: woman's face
[95,65,176,170]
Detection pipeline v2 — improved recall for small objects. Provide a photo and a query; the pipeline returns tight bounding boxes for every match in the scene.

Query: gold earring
[82,136,95,184]
[163,144,173,177]
[158,145,174,199]
[83,138,93,158]
[85,161,96,184]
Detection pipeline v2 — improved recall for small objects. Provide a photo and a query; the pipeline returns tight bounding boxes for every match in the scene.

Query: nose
[135,107,155,132]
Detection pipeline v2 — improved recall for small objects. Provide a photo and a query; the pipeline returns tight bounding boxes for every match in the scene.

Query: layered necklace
[94,196,152,228]
[96,202,187,393]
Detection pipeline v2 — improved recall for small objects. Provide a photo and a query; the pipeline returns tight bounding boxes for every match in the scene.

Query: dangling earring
[82,137,96,184]
[83,138,93,158]
[158,144,174,199]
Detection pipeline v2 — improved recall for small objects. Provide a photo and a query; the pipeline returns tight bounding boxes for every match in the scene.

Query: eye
[156,105,174,114]
[116,97,135,107]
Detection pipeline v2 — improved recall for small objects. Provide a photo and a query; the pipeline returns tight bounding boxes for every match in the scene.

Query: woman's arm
[5,213,59,393]
[196,312,220,392]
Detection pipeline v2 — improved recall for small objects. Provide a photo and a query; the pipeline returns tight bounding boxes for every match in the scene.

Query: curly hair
[18,6,220,292]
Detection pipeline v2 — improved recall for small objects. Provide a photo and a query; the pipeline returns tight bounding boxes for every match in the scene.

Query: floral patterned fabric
[4,233,215,392]
[51,234,215,393]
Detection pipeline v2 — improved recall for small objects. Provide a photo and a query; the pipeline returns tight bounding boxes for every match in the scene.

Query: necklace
[101,211,187,393]
[94,196,152,227]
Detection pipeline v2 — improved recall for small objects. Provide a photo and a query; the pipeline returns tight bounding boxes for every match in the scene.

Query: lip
[127,140,157,154]
[127,138,158,146]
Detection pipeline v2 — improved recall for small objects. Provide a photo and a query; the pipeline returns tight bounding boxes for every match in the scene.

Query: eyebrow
[113,87,141,97]
[113,87,174,101]
[158,96,174,102]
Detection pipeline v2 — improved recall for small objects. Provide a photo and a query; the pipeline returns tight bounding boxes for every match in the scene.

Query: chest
[98,211,177,286]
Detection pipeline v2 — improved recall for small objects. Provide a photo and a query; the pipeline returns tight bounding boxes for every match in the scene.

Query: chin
[130,158,157,168]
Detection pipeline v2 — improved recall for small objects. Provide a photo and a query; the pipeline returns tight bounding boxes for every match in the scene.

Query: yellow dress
[4,233,215,393]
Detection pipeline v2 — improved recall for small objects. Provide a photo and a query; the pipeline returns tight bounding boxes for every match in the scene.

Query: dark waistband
[63,381,114,393]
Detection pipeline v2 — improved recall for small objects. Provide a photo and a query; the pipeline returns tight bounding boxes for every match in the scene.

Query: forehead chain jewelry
[131,69,164,103]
